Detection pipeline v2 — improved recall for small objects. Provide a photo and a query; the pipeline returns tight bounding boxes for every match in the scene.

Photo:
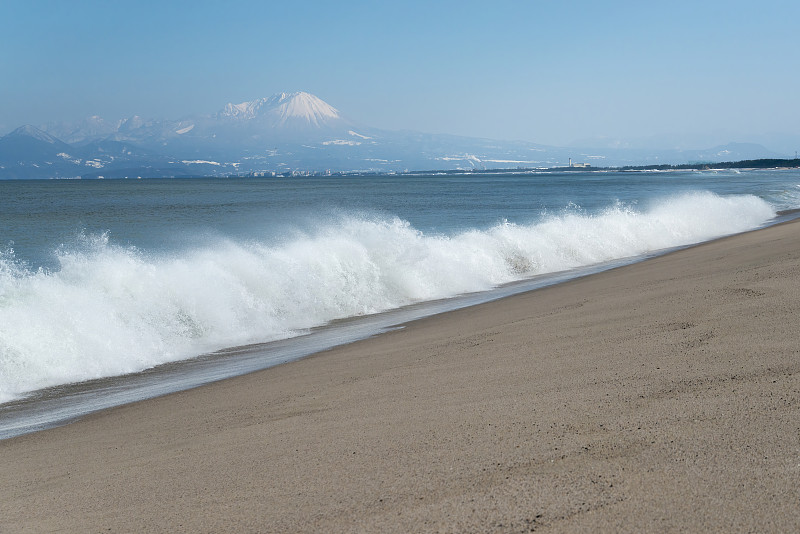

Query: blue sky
[2,0,798,148]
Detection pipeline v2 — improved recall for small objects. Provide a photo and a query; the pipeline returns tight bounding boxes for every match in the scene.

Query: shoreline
[0,247,651,441]
[2,219,800,531]
[4,210,796,440]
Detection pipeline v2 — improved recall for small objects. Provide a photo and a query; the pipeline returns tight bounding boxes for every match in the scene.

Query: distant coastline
[396,158,800,178]
[609,158,800,172]
[238,157,800,178]
[27,158,800,180]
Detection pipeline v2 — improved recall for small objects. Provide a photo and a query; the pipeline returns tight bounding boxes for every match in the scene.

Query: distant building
[568,158,591,168]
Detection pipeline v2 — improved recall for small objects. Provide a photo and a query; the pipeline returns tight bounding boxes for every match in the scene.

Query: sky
[1,0,799,149]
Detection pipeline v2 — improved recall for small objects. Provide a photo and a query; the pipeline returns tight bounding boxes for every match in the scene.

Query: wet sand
[2,220,800,533]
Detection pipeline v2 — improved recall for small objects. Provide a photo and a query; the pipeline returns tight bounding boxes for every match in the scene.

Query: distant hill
[0,92,791,179]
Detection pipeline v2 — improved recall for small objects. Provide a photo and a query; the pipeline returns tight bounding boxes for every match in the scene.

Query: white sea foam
[0,192,776,402]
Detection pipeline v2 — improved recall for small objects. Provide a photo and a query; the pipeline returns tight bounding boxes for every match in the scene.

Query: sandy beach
[2,219,799,533]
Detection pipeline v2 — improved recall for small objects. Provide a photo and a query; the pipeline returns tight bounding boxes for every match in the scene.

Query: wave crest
[0,191,775,401]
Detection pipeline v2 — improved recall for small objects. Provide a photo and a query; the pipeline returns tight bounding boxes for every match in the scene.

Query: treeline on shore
[617,158,800,171]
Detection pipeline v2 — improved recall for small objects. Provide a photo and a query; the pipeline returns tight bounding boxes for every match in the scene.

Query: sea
[2,168,800,438]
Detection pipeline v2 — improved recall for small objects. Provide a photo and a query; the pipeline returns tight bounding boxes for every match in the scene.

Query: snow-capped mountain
[0,91,791,179]
[40,116,119,145]
[6,125,68,145]
[97,92,352,155]
[0,125,73,171]
[0,124,186,179]
[220,92,341,127]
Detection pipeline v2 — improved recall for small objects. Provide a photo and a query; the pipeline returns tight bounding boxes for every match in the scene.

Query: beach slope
[2,220,800,532]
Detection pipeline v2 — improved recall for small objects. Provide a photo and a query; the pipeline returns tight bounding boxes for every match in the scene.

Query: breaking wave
[0,191,776,401]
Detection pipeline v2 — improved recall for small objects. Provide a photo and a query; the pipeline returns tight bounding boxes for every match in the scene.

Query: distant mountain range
[0,92,791,179]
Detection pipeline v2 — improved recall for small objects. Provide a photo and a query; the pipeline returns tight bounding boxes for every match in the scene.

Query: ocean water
[1,169,799,419]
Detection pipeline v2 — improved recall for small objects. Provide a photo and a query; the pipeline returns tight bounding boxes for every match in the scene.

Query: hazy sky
[2,0,798,147]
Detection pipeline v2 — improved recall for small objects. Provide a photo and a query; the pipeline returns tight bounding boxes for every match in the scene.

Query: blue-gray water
[7,170,800,272]
[1,169,799,437]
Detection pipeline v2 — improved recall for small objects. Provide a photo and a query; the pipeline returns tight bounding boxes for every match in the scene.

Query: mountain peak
[221,99,267,120]
[117,115,147,132]
[221,91,340,127]
[7,125,64,144]
[265,92,340,126]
